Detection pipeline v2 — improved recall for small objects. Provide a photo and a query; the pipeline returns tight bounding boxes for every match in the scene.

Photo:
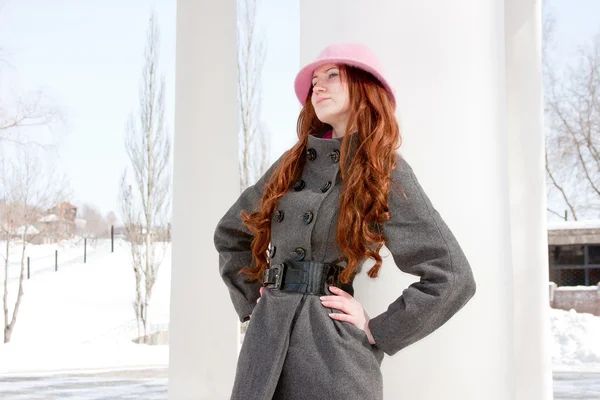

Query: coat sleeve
[213,152,287,323]
[367,155,476,356]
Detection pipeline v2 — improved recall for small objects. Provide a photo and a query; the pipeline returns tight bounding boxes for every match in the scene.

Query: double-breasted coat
[213,132,477,400]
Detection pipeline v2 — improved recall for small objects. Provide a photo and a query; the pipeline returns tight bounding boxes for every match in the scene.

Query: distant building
[46,202,78,222]
[547,219,600,287]
[33,202,79,243]
[548,219,600,316]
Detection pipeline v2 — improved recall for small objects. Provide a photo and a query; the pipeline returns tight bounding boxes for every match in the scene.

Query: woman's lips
[316,97,330,104]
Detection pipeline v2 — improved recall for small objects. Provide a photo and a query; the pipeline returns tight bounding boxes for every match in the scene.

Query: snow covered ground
[0,369,598,399]
[0,368,168,400]
[551,308,600,372]
[0,238,599,398]
[550,308,600,398]
[4,238,93,283]
[553,371,600,399]
[0,238,170,375]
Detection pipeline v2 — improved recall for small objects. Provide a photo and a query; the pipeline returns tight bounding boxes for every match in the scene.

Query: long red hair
[239,64,402,284]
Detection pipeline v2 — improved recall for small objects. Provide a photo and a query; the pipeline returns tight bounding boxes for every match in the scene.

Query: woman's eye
[312,72,337,87]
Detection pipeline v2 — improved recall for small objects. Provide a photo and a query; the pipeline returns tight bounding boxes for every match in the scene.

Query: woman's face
[310,63,350,128]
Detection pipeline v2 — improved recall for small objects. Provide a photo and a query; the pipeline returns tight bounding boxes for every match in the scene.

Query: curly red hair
[239,64,402,284]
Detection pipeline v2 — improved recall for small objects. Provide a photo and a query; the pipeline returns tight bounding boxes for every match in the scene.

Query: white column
[169,1,238,399]
[505,0,553,398]
[299,1,522,398]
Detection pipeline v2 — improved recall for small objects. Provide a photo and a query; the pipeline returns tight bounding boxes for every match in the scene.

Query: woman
[213,43,476,400]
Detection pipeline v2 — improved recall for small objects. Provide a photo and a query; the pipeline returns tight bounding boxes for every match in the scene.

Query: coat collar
[306,132,359,171]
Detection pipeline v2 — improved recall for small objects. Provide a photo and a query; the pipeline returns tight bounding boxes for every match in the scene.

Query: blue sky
[0,0,299,220]
[0,0,598,219]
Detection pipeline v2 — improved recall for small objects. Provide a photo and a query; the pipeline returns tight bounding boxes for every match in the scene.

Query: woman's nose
[313,84,325,93]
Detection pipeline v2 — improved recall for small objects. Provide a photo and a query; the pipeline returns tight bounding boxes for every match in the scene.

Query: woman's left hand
[320,285,376,345]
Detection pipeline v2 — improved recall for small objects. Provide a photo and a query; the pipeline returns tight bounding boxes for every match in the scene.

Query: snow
[553,371,600,399]
[547,219,600,230]
[0,238,170,375]
[4,238,99,282]
[0,369,168,399]
[555,285,599,291]
[15,225,40,235]
[0,344,168,376]
[551,308,600,371]
[38,214,59,222]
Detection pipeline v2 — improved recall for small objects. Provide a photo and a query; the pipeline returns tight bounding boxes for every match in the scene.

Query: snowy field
[0,238,599,398]
[0,238,170,375]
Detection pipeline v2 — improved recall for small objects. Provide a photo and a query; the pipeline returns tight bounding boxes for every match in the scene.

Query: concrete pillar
[169,1,238,399]
[299,0,547,398]
[505,0,554,398]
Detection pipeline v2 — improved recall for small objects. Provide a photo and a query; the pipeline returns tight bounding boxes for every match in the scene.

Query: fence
[16,237,119,282]
[549,282,600,316]
[17,226,170,281]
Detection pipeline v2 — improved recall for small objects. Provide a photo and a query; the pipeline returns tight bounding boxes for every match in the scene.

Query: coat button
[273,210,284,222]
[291,247,306,261]
[307,148,317,161]
[294,179,305,191]
[329,149,340,163]
[268,245,276,258]
[320,181,332,193]
[302,211,313,224]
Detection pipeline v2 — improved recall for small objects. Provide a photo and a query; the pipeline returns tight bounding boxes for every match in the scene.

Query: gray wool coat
[213,132,477,400]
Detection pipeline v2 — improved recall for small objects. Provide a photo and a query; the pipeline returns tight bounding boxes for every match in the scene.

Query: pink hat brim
[294,57,396,107]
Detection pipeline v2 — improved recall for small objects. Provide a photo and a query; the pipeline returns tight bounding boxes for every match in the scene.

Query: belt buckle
[324,263,341,288]
[262,263,284,290]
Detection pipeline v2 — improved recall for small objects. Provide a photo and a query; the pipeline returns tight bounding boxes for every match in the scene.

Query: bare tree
[105,210,117,238]
[237,0,270,191]
[0,90,63,148]
[0,47,63,149]
[119,11,171,343]
[105,211,117,229]
[544,20,600,220]
[0,4,63,149]
[119,177,144,341]
[78,204,109,240]
[0,149,67,343]
[0,0,68,343]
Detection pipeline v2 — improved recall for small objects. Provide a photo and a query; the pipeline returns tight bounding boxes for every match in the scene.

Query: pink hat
[294,43,396,108]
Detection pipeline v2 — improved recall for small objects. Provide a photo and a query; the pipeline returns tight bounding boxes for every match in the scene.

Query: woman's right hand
[248,287,265,319]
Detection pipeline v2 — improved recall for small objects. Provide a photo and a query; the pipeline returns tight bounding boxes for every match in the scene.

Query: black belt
[262,258,354,296]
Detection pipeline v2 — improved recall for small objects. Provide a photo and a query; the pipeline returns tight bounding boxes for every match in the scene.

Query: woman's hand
[258,286,265,301]
[248,286,266,320]
[320,286,376,345]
